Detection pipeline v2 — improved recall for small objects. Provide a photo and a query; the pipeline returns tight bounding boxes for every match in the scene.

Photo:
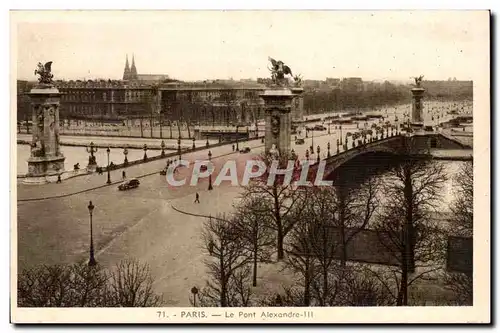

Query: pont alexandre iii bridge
[310,132,472,178]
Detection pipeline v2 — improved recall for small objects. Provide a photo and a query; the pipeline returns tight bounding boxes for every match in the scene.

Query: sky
[12,10,489,82]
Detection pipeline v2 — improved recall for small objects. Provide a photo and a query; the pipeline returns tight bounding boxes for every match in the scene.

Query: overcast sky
[13,10,488,82]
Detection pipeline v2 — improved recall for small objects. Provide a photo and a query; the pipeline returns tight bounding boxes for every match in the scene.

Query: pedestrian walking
[122,170,126,179]
[194,192,200,204]
[232,144,235,152]
[56,174,62,183]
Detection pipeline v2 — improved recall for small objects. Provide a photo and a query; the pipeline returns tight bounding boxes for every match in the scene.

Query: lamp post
[106,147,111,184]
[178,136,182,160]
[143,144,148,161]
[206,137,209,147]
[208,150,213,191]
[192,137,196,150]
[339,125,343,145]
[305,149,309,161]
[191,286,199,307]
[316,146,320,164]
[86,141,98,166]
[236,125,240,151]
[160,140,165,157]
[327,142,331,158]
[123,147,129,165]
[87,201,97,267]
[328,122,331,134]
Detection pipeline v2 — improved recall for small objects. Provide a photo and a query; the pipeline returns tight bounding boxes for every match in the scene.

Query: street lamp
[123,147,129,165]
[86,141,98,166]
[191,286,199,307]
[327,142,331,158]
[236,125,240,151]
[160,140,166,157]
[143,144,148,161]
[192,137,196,150]
[106,147,111,184]
[178,136,182,160]
[316,145,320,163]
[305,149,309,160]
[87,201,97,267]
[208,150,213,191]
[328,122,331,134]
[339,125,343,145]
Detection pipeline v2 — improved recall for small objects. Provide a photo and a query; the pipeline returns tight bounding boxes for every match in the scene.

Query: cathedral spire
[130,54,138,80]
[123,54,131,80]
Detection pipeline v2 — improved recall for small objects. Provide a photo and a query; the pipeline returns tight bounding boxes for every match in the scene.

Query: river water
[16,144,161,175]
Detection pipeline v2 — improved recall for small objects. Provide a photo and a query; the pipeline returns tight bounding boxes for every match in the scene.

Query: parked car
[313,125,327,131]
[118,178,140,191]
[240,147,251,153]
[295,138,305,145]
[424,126,434,132]
[200,164,208,172]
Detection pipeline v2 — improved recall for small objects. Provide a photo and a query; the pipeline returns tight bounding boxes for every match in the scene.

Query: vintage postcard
[10,10,490,324]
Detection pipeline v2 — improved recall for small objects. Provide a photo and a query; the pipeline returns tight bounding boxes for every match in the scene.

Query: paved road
[16,99,472,306]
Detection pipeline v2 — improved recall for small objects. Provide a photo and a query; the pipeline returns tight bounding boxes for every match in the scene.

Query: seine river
[16,144,161,175]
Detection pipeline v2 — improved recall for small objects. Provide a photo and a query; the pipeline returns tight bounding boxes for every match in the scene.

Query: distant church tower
[123,54,131,80]
[130,54,138,80]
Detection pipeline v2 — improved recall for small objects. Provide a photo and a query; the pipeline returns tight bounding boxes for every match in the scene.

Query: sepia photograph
[10,9,490,324]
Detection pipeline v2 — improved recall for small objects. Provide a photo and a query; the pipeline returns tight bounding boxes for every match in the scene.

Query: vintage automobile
[313,125,327,131]
[295,138,305,145]
[118,178,140,191]
[200,164,208,172]
[240,147,251,153]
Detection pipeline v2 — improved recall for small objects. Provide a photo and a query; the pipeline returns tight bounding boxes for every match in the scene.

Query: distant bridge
[311,132,472,177]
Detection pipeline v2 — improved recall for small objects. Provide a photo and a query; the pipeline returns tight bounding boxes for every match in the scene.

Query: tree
[449,161,473,238]
[284,207,318,306]
[18,260,162,307]
[443,161,473,305]
[374,146,448,306]
[335,264,394,306]
[300,187,339,306]
[334,176,379,266]
[233,197,275,287]
[241,152,305,260]
[199,214,251,307]
[106,259,162,307]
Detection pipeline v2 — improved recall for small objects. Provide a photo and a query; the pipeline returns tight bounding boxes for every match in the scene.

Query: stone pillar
[260,88,295,155]
[411,87,425,129]
[26,85,65,178]
[290,87,304,122]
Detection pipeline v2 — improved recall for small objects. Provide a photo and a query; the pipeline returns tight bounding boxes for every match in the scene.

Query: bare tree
[233,197,275,286]
[284,210,317,306]
[105,259,162,307]
[374,154,448,306]
[18,260,161,307]
[200,214,250,307]
[443,160,473,305]
[301,187,340,306]
[334,176,379,266]
[449,161,473,237]
[335,264,395,306]
[241,152,305,260]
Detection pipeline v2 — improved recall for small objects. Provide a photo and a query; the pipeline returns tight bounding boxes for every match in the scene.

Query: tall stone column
[290,87,304,122]
[26,85,65,179]
[411,86,425,129]
[260,88,295,155]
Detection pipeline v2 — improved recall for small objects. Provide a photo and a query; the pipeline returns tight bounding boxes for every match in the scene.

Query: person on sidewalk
[122,170,126,179]
[56,174,62,183]
[194,192,200,204]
